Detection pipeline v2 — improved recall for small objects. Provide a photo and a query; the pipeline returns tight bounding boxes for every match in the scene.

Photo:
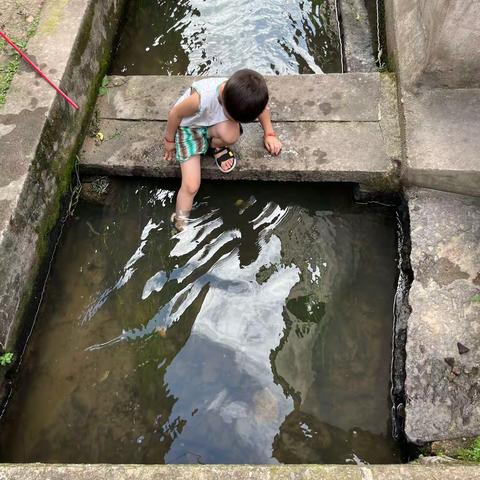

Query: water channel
[0,180,402,464]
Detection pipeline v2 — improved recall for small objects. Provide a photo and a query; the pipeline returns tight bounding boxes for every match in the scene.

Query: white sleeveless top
[175,78,229,127]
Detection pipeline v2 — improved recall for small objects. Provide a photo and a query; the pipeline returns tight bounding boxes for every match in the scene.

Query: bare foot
[170,212,186,232]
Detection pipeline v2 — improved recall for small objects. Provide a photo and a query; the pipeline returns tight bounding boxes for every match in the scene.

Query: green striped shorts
[175,126,209,164]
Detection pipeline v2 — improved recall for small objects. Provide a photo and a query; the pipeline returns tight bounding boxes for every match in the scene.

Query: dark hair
[223,69,269,123]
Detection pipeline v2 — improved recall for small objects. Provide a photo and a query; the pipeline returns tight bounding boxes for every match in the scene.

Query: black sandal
[209,146,237,173]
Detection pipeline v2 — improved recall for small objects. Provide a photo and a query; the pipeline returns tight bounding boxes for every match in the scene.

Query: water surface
[111,0,342,75]
[0,180,401,464]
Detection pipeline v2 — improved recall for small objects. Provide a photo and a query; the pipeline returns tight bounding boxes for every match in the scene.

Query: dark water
[0,180,402,464]
[111,0,342,75]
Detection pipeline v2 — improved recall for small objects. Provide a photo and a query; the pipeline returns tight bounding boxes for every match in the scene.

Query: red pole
[0,30,79,110]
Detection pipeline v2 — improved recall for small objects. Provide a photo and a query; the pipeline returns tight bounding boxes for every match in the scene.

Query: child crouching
[163,69,282,228]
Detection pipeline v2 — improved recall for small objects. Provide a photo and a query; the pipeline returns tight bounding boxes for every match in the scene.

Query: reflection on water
[0,180,402,464]
[111,0,342,75]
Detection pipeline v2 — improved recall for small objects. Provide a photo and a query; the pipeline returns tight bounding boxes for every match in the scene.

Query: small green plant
[0,352,14,366]
[0,57,21,105]
[0,16,39,106]
[471,294,480,303]
[456,437,480,462]
[98,76,109,96]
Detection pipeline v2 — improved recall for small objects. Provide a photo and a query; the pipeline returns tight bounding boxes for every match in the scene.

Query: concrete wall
[0,0,126,355]
[385,0,480,88]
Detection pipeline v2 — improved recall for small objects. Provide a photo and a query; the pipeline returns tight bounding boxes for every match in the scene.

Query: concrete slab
[0,464,479,480]
[402,88,480,197]
[98,74,382,122]
[405,188,480,444]
[81,73,400,187]
[80,119,397,186]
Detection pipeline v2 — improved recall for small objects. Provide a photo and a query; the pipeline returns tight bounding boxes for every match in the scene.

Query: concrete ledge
[0,0,126,350]
[80,73,400,188]
[405,188,480,443]
[0,464,479,479]
[81,119,396,184]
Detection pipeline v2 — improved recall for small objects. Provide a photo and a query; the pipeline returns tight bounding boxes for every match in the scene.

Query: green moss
[380,71,396,82]
[32,9,114,263]
[39,0,69,35]
[454,438,480,463]
[365,170,401,193]
[385,51,397,74]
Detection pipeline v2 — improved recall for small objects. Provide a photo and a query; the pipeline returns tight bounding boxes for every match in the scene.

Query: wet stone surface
[81,177,112,205]
[0,180,402,464]
[405,188,480,444]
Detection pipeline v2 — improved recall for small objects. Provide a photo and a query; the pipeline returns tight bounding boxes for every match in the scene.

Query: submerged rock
[80,176,110,205]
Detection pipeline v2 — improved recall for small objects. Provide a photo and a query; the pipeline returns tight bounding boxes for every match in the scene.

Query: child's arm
[163,92,200,161]
[258,107,282,156]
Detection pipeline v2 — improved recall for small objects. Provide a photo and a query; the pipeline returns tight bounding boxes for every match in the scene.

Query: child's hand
[264,134,282,156]
[163,138,176,162]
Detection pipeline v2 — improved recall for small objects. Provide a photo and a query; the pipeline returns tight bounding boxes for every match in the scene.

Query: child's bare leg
[208,121,241,171]
[175,155,201,226]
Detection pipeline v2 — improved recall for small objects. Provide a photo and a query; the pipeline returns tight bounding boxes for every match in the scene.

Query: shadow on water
[0,179,404,464]
[110,0,343,75]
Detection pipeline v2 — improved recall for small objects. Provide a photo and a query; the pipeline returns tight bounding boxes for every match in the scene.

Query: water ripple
[111,0,342,75]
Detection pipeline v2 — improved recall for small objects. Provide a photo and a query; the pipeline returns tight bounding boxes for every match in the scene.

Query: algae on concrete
[0,0,128,363]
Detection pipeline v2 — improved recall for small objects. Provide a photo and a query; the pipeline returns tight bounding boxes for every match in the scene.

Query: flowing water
[110,0,343,75]
[0,179,402,464]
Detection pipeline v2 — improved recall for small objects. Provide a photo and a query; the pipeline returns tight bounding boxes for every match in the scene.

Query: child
[163,69,282,227]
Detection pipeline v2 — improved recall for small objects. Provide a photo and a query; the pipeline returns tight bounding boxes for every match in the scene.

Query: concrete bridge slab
[98,74,382,122]
[80,73,401,188]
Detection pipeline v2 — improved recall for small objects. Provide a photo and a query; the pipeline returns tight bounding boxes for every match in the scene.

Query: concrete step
[80,73,401,187]
[402,88,480,197]
[405,187,480,443]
